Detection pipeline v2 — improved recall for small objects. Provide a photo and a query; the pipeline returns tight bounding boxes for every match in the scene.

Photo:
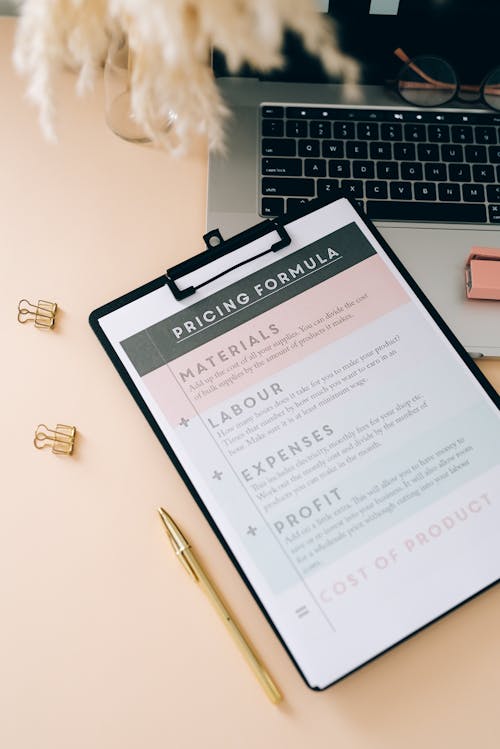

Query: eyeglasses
[393,48,500,111]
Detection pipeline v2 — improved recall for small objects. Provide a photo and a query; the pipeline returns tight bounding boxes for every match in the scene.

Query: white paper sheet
[95,199,500,689]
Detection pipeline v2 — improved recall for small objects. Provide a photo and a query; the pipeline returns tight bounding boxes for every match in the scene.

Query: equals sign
[295,605,309,619]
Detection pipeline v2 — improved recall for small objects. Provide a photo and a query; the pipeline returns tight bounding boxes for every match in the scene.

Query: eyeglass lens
[483,67,500,110]
[398,56,500,111]
[398,56,457,107]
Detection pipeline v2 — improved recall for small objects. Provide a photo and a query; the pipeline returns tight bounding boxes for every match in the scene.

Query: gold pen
[157,507,282,705]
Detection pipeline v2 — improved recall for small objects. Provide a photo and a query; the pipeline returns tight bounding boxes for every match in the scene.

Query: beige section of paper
[1,18,499,749]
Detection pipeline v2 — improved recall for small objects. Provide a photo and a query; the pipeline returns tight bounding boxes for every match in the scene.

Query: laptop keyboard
[260,105,500,224]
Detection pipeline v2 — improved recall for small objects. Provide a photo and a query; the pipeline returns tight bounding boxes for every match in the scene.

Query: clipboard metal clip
[166,219,291,301]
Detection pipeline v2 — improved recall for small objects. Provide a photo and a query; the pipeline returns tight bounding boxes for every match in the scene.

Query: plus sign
[179,417,190,428]
[212,470,223,480]
[246,525,257,536]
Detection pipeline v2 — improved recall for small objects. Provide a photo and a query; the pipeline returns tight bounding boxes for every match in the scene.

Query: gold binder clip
[17,299,57,329]
[34,424,76,455]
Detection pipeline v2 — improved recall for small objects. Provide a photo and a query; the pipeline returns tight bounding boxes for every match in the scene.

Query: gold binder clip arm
[18,299,57,329]
[34,424,76,455]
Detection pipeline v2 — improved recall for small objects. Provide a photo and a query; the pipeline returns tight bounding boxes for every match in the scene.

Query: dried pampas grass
[13,0,359,152]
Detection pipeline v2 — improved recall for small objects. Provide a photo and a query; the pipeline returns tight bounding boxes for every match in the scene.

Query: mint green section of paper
[244,400,498,593]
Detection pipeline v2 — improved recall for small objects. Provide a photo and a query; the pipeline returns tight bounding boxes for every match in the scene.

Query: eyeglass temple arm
[394,47,500,96]
[393,47,455,90]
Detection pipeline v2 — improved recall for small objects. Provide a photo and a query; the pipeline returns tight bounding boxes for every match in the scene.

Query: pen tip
[158,507,171,524]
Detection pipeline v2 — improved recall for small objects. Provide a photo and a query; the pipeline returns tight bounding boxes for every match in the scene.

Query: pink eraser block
[465,247,500,300]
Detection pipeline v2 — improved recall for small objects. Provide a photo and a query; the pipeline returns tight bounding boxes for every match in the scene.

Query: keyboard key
[381,123,402,140]
[401,162,423,180]
[353,161,374,178]
[287,198,311,212]
[488,204,500,222]
[441,144,463,162]
[298,139,320,157]
[488,146,500,163]
[357,122,379,139]
[365,181,388,199]
[425,163,447,180]
[366,201,486,222]
[286,120,308,138]
[262,158,302,176]
[438,183,461,201]
[262,177,315,196]
[341,180,364,198]
[465,145,487,163]
[449,163,471,181]
[462,184,485,202]
[472,164,494,182]
[310,121,332,138]
[262,119,284,137]
[262,138,296,156]
[377,161,399,179]
[487,185,500,202]
[394,143,416,160]
[329,160,351,177]
[322,141,344,158]
[346,141,368,159]
[333,121,355,139]
[390,181,413,200]
[451,125,473,143]
[370,142,392,159]
[428,124,450,142]
[304,159,326,177]
[262,106,284,118]
[476,126,497,144]
[404,124,426,141]
[317,179,340,197]
[417,144,439,161]
[414,182,437,201]
[261,197,284,215]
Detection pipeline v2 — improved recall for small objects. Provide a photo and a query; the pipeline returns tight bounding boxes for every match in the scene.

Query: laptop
[207,0,500,357]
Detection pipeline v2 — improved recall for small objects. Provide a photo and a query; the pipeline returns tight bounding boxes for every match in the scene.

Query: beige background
[1,18,499,749]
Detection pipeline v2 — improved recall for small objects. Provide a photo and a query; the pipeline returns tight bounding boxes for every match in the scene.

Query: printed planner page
[101,202,500,689]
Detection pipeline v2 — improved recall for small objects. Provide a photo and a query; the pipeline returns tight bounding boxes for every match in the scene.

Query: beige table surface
[1,17,499,749]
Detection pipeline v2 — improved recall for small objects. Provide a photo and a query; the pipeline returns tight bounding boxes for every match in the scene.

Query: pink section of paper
[143,255,409,425]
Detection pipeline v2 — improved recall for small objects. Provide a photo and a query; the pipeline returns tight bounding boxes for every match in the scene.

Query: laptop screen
[213,0,500,88]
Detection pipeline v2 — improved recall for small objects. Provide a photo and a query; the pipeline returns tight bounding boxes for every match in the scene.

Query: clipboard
[90,196,500,690]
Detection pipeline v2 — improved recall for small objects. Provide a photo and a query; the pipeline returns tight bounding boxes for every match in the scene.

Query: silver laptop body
[207,5,500,357]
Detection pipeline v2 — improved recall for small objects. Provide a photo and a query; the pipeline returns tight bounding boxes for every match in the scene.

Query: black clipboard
[90,196,499,690]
